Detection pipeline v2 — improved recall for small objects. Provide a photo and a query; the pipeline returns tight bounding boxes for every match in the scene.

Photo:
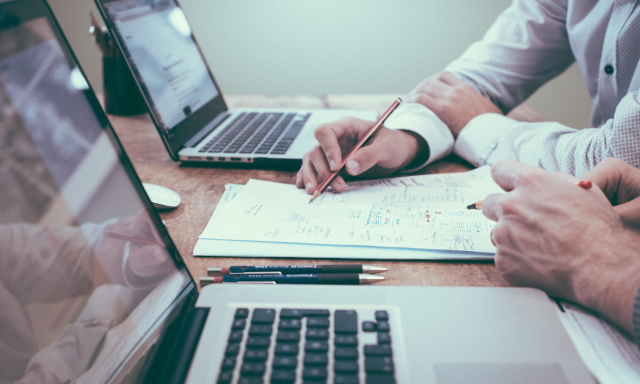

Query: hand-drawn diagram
[203,168,503,254]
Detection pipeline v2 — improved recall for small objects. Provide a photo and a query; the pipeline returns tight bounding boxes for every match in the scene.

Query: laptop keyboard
[217,308,396,384]
[198,112,311,156]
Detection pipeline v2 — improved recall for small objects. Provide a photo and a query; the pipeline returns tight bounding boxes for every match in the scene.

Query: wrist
[575,228,640,333]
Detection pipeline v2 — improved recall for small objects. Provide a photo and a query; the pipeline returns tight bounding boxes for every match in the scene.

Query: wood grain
[107,94,509,289]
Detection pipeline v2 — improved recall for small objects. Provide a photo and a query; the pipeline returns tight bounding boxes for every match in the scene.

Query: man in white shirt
[295,0,640,194]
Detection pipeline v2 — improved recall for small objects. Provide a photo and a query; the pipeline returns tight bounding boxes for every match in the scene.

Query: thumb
[345,144,383,176]
[614,197,640,230]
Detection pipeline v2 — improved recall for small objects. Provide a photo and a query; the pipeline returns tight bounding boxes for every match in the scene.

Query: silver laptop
[94,0,377,168]
[0,1,593,383]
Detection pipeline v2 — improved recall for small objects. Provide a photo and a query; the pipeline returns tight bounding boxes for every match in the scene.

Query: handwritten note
[199,167,502,254]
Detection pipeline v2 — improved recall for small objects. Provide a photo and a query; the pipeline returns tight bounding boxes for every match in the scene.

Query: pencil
[309,98,402,203]
[105,231,168,247]
[466,179,593,210]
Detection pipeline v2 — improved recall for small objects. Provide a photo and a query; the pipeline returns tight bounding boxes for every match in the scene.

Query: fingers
[437,71,464,86]
[581,158,640,204]
[614,197,640,229]
[298,146,345,194]
[490,159,546,192]
[314,118,373,171]
[480,193,504,222]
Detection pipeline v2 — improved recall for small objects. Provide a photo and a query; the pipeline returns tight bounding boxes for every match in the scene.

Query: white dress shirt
[385,0,640,176]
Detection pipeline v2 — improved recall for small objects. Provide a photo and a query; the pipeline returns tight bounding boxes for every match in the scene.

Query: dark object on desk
[103,55,146,116]
[207,264,387,275]
[199,274,384,286]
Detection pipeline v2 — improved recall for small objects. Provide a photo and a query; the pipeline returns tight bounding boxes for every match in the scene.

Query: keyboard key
[221,357,236,370]
[271,369,296,383]
[335,375,359,384]
[306,328,329,339]
[273,356,297,369]
[377,332,391,344]
[303,366,328,380]
[252,308,276,324]
[304,353,328,365]
[279,319,302,330]
[225,343,240,356]
[335,310,358,334]
[235,308,249,318]
[281,309,330,318]
[275,343,299,355]
[335,347,358,360]
[362,321,376,332]
[249,324,273,335]
[232,319,246,330]
[218,370,233,384]
[307,317,330,328]
[229,331,243,342]
[277,331,300,342]
[366,374,395,384]
[246,336,270,349]
[244,349,268,361]
[305,340,329,352]
[238,377,264,384]
[335,335,357,346]
[240,362,266,376]
[376,321,390,332]
[335,360,358,373]
[365,357,394,373]
[364,345,392,357]
[374,311,389,321]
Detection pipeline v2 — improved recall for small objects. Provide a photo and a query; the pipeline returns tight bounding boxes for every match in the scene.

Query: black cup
[103,56,146,116]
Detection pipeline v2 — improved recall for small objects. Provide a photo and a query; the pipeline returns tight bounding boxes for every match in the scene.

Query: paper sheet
[556,302,640,384]
[197,167,502,258]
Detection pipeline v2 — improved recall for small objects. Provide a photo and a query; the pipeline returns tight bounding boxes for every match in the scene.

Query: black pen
[207,265,387,276]
[199,273,384,286]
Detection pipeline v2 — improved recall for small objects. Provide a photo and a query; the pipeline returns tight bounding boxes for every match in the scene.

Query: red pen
[309,98,402,203]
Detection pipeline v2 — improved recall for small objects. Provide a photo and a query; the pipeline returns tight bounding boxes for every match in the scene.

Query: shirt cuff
[453,113,516,167]
[384,103,454,173]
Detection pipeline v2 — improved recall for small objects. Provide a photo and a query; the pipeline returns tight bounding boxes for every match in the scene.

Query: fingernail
[335,183,344,193]
[306,182,313,192]
[347,160,360,174]
[296,174,301,184]
[329,159,336,170]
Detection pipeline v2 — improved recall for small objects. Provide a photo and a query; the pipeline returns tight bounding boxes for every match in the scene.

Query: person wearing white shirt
[295,0,640,194]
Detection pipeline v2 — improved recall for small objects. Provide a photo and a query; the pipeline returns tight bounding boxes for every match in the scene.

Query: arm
[482,159,640,339]
[454,90,640,175]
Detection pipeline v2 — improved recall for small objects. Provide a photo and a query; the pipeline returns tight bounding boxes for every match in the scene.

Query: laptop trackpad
[435,363,569,384]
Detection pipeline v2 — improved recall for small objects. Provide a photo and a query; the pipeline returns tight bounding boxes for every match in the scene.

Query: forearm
[455,91,640,175]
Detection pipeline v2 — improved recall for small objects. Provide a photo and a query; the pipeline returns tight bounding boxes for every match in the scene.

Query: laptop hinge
[183,112,230,148]
[140,289,209,384]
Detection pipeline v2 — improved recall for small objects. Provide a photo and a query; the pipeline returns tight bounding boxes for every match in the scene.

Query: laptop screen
[102,0,220,132]
[0,1,192,383]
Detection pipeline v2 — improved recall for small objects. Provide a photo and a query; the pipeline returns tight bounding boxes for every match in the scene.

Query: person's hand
[408,71,502,137]
[481,159,640,334]
[96,210,174,287]
[580,157,640,230]
[296,117,428,194]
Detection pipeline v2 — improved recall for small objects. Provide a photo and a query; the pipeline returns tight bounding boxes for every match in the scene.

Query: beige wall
[49,0,593,129]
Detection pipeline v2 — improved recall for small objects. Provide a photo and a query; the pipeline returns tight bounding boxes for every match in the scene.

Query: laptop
[93,0,377,168]
[0,1,595,383]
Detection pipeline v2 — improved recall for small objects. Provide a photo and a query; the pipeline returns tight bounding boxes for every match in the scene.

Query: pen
[199,273,384,286]
[309,98,402,203]
[207,264,387,275]
[105,231,169,247]
[466,179,593,210]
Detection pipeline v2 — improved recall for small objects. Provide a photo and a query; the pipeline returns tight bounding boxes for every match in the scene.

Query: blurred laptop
[0,0,594,383]
[94,0,377,168]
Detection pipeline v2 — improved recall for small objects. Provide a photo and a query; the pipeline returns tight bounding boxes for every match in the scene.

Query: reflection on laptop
[95,0,377,168]
[0,1,594,383]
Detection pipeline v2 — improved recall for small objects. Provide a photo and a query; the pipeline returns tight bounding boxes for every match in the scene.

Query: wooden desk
[108,95,513,288]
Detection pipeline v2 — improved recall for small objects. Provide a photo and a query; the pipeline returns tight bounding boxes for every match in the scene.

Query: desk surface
[108,94,511,288]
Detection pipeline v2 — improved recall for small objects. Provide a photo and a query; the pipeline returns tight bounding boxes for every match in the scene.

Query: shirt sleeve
[445,0,575,114]
[384,103,454,173]
[453,90,640,175]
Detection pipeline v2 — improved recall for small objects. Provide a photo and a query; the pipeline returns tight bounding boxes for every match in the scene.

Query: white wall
[49,0,593,129]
